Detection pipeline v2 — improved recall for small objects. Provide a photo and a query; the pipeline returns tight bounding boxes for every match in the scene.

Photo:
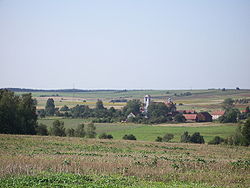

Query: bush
[85,123,96,138]
[155,136,163,142]
[49,120,66,137]
[99,133,113,139]
[180,131,190,143]
[66,128,75,137]
[162,133,174,142]
[174,114,186,123]
[35,123,48,136]
[225,119,250,146]
[75,124,85,137]
[242,118,250,146]
[122,134,136,140]
[180,131,205,144]
[208,136,224,145]
[190,132,205,144]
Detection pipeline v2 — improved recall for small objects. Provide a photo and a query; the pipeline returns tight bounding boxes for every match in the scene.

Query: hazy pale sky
[0,0,249,89]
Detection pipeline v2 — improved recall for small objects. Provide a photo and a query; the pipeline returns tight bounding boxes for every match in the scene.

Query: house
[211,111,225,120]
[196,112,212,122]
[183,112,212,122]
[183,114,198,122]
[127,112,136,119]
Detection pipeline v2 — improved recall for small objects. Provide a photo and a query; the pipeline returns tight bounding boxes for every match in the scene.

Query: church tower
[144,95,151,113]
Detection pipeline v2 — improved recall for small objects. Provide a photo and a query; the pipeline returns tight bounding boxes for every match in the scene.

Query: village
[126,94,227,123]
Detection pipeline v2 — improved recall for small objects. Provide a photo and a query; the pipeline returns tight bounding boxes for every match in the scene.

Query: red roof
[211,111,225,115]
[183,114,197,120]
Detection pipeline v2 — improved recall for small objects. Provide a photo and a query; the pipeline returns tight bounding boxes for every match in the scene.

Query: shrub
[180,131,190,143]
[66,128,75,137]
[122,134,136,140]
[180,131,205,144]
[225,119,250,146]
[155,136,163,142]
[99,133,113,139]
[85,123,96,138]
[174,114,186,123]
[162,133,174,142]
[49,120,66,137]
[190,132,205,144]
[242,118,250,146]
[208,136,224,145]
[75,123,85,137]
[35,123,48,136]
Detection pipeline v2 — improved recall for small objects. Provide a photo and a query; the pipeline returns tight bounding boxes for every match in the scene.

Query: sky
[0,0,249,90]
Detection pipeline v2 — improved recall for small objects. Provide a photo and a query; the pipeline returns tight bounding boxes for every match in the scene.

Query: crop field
[0,134,249,187]
[38,118,237,143]
[16,89,250,111]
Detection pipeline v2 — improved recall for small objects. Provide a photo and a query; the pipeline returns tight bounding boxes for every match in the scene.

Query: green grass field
[38,118,237,143]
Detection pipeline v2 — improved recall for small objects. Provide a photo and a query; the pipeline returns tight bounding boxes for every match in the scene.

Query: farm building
[183,114,198,122]
[211,111,225,120]
[196,112,212,122]
[183,112,212,122]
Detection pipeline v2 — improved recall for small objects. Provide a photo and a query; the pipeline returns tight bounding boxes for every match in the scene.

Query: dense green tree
[123,99,142,116]
[0,90,37,135]
[85,123,96,138]
[70,105,92,118]
[49,120,66,136]
[147,102,169,118]
[219,108,240,123]
[0,89,20,134]
[45,98,55,116]
[18,93,37,134]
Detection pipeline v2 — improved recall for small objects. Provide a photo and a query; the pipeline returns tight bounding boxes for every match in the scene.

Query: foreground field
[0,134,249,187]
[38,118,237,142]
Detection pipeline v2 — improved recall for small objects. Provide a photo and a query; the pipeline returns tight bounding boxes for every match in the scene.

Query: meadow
[38,118,237,143]
[0,134,249,187]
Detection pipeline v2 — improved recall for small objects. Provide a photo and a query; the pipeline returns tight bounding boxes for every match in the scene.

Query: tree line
[0,89,37,134]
